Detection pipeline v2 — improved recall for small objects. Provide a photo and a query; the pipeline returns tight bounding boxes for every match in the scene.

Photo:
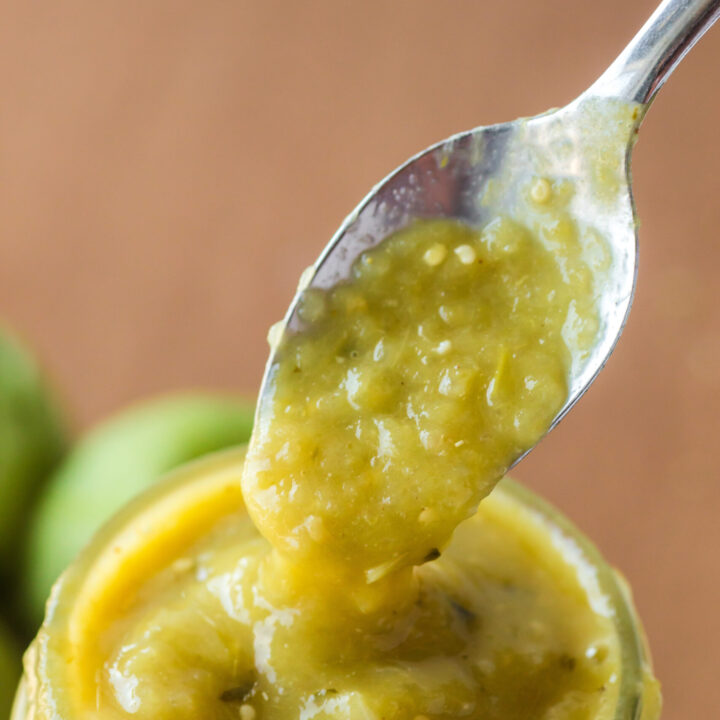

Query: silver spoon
[259,0,719,465]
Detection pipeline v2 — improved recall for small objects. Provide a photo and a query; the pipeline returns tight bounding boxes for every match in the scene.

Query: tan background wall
[1,1,719,716]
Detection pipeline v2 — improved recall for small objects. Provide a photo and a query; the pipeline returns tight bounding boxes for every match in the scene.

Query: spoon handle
[590,0,720,105]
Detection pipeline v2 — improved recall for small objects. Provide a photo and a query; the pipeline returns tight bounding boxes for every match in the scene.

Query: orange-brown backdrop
[1,2,718,717]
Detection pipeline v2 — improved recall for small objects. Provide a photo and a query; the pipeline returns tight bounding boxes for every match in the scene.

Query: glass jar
[12,450,660,720]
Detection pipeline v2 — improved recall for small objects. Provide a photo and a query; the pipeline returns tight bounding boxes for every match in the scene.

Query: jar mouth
[15,449,658,720]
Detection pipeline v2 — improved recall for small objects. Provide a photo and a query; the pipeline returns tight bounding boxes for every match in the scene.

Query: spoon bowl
[286,98,641,454]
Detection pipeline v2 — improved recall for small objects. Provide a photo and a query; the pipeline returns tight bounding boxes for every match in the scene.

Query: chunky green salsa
[18,99,659,720]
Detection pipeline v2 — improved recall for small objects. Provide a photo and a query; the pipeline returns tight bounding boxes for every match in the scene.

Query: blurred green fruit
[24,393,254,626]
[0,620,21,720]
[0,328,67,576]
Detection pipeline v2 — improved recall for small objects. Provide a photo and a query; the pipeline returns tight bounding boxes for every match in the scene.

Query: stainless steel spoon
[259,0,719,464]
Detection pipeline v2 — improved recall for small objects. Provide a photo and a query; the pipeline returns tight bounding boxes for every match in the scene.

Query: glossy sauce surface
[243,211,597,576]
[61,208,614,720]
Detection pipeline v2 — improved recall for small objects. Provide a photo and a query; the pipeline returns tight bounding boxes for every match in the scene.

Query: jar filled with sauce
[13,449,660,720]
